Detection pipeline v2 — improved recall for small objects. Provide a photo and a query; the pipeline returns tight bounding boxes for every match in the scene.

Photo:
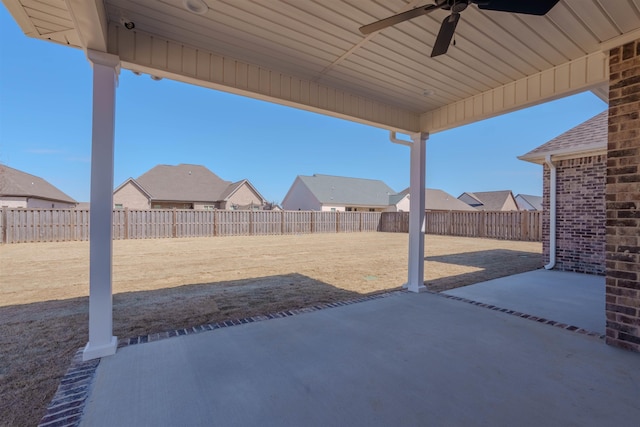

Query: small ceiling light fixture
[423,89,435,97]
[183,0,208,15]
[132,71,142,76]
[120,17,135,30]
[150,75,163,81]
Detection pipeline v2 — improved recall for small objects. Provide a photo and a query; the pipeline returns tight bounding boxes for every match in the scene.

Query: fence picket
[0,208,541,244]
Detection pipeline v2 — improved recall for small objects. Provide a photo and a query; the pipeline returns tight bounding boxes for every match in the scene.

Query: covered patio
[3,0,639,424]
[44,270,637,427]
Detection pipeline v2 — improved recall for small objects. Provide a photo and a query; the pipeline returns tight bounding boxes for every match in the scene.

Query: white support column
[407,132,428,293]
[83,50,120,361]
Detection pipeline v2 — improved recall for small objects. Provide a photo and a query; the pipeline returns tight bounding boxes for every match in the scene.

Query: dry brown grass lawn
[0,233,541,426]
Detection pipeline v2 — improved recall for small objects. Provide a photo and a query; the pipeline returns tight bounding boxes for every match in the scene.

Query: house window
[346,207,353,212]
[203,205,215,210]
[369,208,375,212]
[115,204,123,209]
[330,208,336,212]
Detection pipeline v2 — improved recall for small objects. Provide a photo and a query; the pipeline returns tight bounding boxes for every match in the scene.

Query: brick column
[606,40,640,352]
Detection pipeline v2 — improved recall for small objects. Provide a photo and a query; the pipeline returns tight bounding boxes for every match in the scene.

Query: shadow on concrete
[424,249,542,292]
[0,273,361,427]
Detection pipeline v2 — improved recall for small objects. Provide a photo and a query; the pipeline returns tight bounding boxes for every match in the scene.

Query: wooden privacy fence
[0,208,382,244]
[0,208,541,244]
[379,210,542,241]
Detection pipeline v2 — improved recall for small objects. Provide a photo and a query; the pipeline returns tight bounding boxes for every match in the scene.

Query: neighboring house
[458,190,519,211]
[113,164,267,210]
[0,165,76,209]
[391,188,477,212]
[515,194,543,211]
[282,174,475,213]
[519,110,607,275]
[282,174,395,212]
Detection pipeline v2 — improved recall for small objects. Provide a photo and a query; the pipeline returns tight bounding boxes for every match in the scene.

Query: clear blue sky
[0,5,607,204]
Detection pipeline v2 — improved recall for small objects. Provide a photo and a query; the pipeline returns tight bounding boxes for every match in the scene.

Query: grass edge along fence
[0,208,541,244]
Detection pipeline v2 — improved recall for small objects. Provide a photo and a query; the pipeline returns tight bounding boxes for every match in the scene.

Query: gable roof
[0,165,76,204]
[134,164,232,202]
[219,179,267,203]
[396,188,476,211]
[459,190,516,211]
[298,174,395,207]
[515,194,543,211]
[519,111,608,164]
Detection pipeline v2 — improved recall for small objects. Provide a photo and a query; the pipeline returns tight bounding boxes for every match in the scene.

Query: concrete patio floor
[443,269,605,334]
[75,270,639,427]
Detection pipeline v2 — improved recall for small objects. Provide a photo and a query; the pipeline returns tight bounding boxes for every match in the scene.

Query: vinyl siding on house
[113,182,151,210]
[282,178,321,211]
[226,183,265,208]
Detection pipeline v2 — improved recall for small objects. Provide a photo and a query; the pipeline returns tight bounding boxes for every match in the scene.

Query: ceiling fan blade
[475,0,559,15]
[431,12,460,57]
[359,3,442,35]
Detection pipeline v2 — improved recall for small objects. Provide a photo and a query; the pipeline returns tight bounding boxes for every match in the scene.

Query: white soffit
[4,0,640,133]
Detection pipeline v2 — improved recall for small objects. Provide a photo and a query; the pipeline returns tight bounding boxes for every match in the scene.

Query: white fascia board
[421,51,609,134]
[518,143,607,165]
[108,24,420,133]
[66,0,109,52]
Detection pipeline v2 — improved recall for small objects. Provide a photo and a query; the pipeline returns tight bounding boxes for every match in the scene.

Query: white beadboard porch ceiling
[4,0,640,133]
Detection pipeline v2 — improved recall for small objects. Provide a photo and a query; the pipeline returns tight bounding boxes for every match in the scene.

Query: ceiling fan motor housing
[442,1,470,14]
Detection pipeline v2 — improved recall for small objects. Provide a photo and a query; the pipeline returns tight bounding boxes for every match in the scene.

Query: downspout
[544,154,556,270]
[389,131,412,147]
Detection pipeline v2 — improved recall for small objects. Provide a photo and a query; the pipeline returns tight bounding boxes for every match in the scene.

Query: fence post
[1,207,6,244]
[335,211,340,233]
[359,212,363,232]
[521,211,529,241]
[310,211,315,234]
[249,210,254,236]
[172,208,177,238]
[123,208,129,240]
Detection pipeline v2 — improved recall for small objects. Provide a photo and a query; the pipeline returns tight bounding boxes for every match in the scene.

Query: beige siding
[226,183,264,209]
[0,196,28,208]
[113,182,150,209]
[321,205,345,212]
[502,197,519,212]
[0,197,75,209]
[393,195,410,212]
[282,178,321,211]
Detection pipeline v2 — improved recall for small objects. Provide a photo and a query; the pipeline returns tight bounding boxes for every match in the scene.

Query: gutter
[544,154,556,270]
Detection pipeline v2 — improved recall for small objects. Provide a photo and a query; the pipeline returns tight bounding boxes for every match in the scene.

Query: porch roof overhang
[4,0,639,134]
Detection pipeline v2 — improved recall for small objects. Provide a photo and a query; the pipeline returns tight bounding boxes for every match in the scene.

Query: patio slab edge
[38,287,605,427]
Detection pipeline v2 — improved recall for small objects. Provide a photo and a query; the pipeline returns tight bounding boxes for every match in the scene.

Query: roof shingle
[298,174,395,207]
[0,165,76,203]
[135,164,231,202]
[519,111,608,163]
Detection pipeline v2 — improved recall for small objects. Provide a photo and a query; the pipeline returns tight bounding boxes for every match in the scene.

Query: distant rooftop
[396,188,476,211]
[459,190,515,211]
[0,165,76,203]
[519,111,608,164]
[298,174,395,207]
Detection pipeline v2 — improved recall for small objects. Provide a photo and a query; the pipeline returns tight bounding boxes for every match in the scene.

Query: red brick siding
[606,40,640,352]
[542,156,606,275]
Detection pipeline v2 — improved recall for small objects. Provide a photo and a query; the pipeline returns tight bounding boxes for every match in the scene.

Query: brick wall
[606,40,640,352]
[542,155,607,275]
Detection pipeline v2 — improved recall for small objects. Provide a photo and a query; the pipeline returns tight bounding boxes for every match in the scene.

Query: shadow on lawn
[424,249,543,293]
[0,273,363,427]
